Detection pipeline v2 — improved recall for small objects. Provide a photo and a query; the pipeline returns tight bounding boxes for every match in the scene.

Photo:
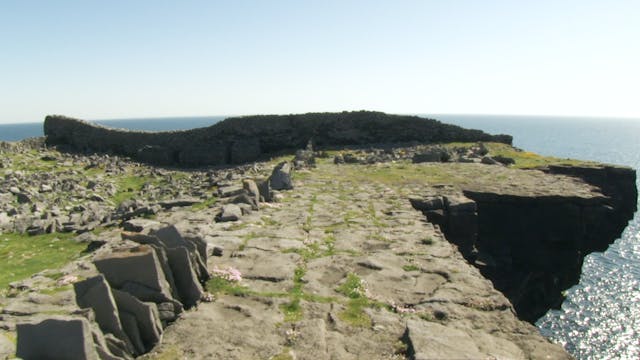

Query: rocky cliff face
[411,164,637,322]
[44,111,512,167]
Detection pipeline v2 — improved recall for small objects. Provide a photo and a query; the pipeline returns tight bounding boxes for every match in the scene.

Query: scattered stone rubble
[0,140,274,235]
[332,142,514,166]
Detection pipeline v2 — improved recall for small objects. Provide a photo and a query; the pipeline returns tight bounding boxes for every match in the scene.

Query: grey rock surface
[16,317,99,360]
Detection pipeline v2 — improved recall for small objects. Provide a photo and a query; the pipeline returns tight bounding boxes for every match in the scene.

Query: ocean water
[1,114,639,358]
[0,116,226,141]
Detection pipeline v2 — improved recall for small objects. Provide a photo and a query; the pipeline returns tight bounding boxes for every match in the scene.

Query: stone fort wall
[44,111,512,167]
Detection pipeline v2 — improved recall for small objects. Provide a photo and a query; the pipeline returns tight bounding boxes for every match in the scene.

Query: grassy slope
[0,232,86,289]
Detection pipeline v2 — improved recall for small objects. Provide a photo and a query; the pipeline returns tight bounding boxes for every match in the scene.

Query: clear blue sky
[1,0,638,123]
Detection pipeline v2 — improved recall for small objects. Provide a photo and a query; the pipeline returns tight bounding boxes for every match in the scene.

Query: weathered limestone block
[269,161,293,190]
[151,225,209,282]
[16,317,99,360]
[257,179,273,202]
[73,275,134,355]
[217,204,242,222]
[218,184,245,198]
[165,247,204,308]
[242,179,261,206]
[445,195,478,255]
[120,232,182,302]
[112,289,163,354]
[93,245,176,305]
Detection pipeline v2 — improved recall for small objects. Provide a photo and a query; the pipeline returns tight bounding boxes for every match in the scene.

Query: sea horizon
[2,112,640,127]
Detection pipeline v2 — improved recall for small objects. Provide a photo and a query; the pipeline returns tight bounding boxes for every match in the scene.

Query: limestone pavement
[144,163,569,359]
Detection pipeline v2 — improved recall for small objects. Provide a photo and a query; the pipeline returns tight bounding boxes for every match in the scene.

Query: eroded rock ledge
[410,164,637,322]
[44,111,511,167]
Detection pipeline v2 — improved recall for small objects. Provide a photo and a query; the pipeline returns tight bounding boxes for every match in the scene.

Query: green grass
[282,234,337,261]
[270,348,294,360]
[482,142,592,169]
[206,276,252,296]
[334,273,376,327]
[402,264,420,272]
[279,299,303,322]
[0,232,86,290]
[261,216,281,226]
[111,174,155,205]
[336,273,365,299]
[190,195,218,211]
[338,297,372,327]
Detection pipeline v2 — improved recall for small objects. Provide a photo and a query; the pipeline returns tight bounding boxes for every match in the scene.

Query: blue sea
[0,116,226,142]
[1,114,639,359]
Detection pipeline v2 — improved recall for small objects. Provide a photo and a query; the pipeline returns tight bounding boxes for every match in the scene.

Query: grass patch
[142,345,183,360]
[279,299,303,322]
[336,273,366,299]
[190,196,218,211]
[482,143,593,169]
[111,174,155,205]
[270,348,294,360]
[402,264,420,272]
[339,297,373,327]
[0,232,86,290]
[335,273,375,327]
[261,216,281,226]
[39,284,74,295]
[206,276,252,297]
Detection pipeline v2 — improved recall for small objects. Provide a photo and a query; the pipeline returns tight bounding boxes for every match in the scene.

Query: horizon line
[2,111,640,125]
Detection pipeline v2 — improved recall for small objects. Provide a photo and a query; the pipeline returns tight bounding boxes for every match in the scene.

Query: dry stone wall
[44,111,512,167]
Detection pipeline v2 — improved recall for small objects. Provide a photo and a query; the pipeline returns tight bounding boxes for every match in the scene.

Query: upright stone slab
[152,225,209,282]
[73,275,134,355]
[242,179,261,206]
[16,317,99,360]
[121,232,182,301]
[112,289,163,353]
[94,245,176,304]
[165,247,204,308]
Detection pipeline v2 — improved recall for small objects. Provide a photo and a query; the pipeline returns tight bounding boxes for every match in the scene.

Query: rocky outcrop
[44,111,512,167]
[411,164,637,322]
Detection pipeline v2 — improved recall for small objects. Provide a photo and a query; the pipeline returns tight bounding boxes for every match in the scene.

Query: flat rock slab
[146,298,283,359]
[16,317,99,360]
[404,319,526,360]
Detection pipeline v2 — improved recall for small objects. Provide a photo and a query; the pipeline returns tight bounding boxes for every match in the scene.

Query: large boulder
[269,162,293,190]
[216,204,242,222]
[16,317,99,360]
